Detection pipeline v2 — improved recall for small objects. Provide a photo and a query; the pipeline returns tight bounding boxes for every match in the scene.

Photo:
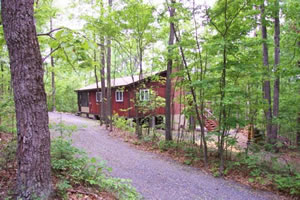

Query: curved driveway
[49,112,280,200]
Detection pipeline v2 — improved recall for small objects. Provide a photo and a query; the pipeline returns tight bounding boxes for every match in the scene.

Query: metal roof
[76,71,166,91]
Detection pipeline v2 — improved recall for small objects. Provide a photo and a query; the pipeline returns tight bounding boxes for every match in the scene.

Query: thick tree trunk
[100,37,107,125]
[260,3,273,143]
[272,0,280,144]
[50,17,56,112]
[297,42,300,147]
[106,0,113,131]
[1,0,52,199]
[0,63,3,135]
[297,112,300,147]
[165,0,175,141]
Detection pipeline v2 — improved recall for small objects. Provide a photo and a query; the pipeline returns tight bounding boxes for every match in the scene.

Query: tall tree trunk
[297,111,300,147]
[192,0,208,161]
[94,46,100,121]
[272,0,280,144]
[136,42,143,137]
[106,0,113,131]
[173,27,208,166]
[0,63,4,128]
[139,46,143,80]
[219,40,227,175]
[0,63,3,136]
[260,2,273,143]
[100,37,107,125]
[1,0,52,199]
[165,0,175,141]
[50,17,56,112]
[297,42,300,147]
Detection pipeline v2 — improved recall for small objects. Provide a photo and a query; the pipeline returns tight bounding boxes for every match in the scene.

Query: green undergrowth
[51,137,141,200]
[112,115,135,133]
[50,121,141,200]
[0,122,141,200]
[128,131,300,198]
[230,151,300,196]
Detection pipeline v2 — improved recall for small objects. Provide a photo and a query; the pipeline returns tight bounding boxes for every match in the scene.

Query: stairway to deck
[203,109,218,132]
[204,119,218,132]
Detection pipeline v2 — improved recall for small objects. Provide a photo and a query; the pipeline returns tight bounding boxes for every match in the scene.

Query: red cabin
[75,70,219,131]
[75,71,180,120]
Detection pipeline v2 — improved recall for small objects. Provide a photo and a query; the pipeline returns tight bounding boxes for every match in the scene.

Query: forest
[0,0,299,199]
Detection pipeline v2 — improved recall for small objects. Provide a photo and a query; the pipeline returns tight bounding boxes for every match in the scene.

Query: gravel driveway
[49,112,280,200]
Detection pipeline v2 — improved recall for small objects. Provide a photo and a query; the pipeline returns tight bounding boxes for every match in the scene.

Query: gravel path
[49,112,280,200]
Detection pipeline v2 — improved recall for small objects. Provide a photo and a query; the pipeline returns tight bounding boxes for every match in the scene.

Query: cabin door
[89,91,99,115]
[80,92,90,113]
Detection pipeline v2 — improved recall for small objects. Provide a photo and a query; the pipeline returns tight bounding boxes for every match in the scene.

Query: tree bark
[297,112,300,147]
[1,0,52,199]
[106,0,113,131]
[100,36,107,125]
[165,0,175,141]
[94,45,101,120]
[297,42,300,147]
[0,63,3,135]
[272,0,280,144]
[260,2,273,143]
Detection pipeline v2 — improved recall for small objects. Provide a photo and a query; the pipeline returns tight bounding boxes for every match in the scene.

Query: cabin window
[96,92,102,102]
[115,90,124,102]
[139,89,149,101]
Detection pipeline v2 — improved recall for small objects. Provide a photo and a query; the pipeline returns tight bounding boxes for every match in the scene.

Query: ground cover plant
[0,122,141,200]
[110,121,300,199]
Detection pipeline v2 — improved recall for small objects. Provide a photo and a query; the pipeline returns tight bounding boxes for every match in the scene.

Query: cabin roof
[76,70,166,92]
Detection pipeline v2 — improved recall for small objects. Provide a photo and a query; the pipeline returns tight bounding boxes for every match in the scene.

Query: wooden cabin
[75,70,220,131]
[75,71,182,123]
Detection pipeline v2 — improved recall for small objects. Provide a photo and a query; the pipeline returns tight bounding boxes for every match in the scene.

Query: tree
[100,36,107,125]
[165,0,176,141]
[106,0,113,131]
[1,0,52,199]
[272,0,280,144]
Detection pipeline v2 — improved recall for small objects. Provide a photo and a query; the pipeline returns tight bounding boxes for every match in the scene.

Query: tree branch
[42,46,60,63]
[37,27,63,38]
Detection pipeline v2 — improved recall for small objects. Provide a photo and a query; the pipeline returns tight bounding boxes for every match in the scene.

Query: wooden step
[204,119,218,131]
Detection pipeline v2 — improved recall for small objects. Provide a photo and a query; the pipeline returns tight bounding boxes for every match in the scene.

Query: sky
[53,0,216,9]
[53,0,216,29]
[51,0,217,69]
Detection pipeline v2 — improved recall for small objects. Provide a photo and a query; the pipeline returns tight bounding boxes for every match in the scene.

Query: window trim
[96,91,102,102]
[115,90,124,102]
[139,89,150,101]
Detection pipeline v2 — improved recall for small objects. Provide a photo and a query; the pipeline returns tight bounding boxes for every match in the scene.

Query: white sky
[51,0,216,74]
[53,0,216,9]
[53,0,216,29]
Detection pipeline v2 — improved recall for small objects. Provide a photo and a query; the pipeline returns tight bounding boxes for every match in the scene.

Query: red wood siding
[127,78,166,118]
[82,71,184,118]
[111,88,130,117]
[89,91,100,115]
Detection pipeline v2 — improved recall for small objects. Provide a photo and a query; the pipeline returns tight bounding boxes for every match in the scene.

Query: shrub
[157,140,177,151]
[0,138,16,170]
[274,173,300,196]
[56,179,71,199]
[51,137,141,200]
[112,114,135,133]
